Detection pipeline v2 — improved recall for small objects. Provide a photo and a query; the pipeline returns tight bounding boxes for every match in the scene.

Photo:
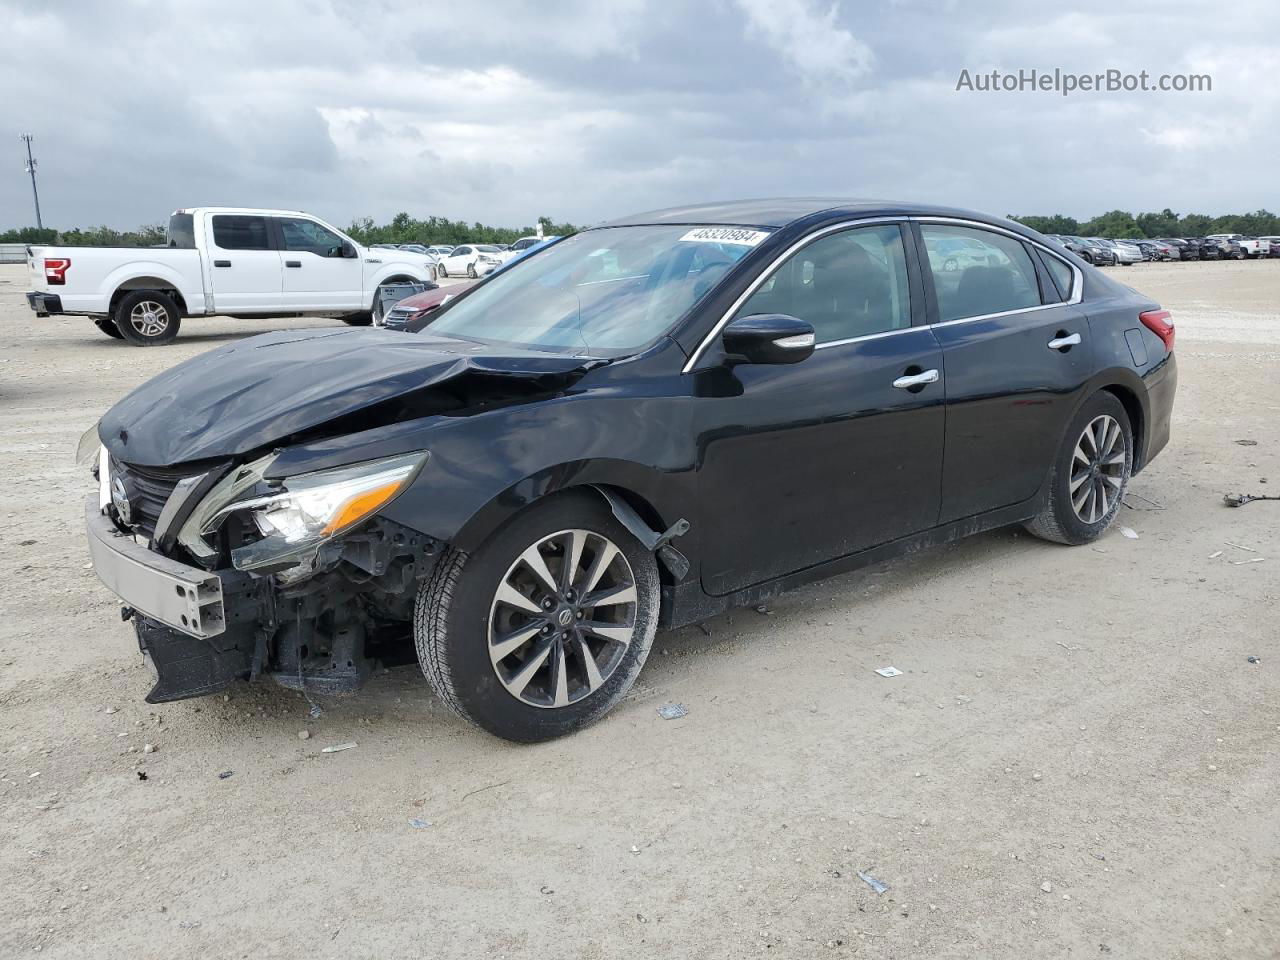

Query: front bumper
[27,291,63,316]
[86,497,268,701]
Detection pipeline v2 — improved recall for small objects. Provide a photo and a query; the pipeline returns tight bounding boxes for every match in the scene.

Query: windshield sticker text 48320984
[678,227,771,247]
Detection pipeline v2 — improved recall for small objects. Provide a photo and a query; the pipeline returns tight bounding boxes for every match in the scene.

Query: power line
[20,134,43,230]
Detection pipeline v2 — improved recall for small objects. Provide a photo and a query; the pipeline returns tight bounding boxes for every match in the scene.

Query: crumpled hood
[100,328,596,466]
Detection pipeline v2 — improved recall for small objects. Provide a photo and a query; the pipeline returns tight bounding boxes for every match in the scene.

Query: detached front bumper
[85,497,268,702]
[27,291,63,316]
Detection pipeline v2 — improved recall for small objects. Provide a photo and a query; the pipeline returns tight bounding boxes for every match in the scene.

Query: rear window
[212,215,272,251]
[167,213,196,249]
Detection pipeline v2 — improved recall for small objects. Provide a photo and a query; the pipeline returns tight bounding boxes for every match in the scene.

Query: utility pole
[20,134,43,230]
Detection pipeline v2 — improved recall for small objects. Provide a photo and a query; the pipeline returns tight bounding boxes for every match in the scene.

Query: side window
[454,246,470,256]
[921,224,1040,322]
[211,215,271,251]
[1041,252,1075,302]
[736,224,911,344]
[278,218,344,257]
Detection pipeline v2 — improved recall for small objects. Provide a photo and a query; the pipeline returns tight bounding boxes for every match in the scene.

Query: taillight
[1139,309,1175,352]
[44,258,71,285]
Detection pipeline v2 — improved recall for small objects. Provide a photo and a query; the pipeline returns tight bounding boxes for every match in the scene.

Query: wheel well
[1101,384,1145,470]
[111,279,187,317]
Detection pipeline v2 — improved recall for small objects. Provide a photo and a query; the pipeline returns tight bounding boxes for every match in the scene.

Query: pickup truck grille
[108,458,203,540]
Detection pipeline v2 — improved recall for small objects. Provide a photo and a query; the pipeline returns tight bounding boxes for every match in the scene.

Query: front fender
[365,262,431,307]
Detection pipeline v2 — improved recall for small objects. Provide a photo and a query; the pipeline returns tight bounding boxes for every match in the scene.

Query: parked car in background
[438,244,504,278]
[80,198,1177,741]
[24,207,437,344]
[500,235,562,268]
[1159,238,1197,261]
[1186,238,1221,260]
[1257,236,1280,257]
[1130,241,1159,261]
[426,245,455,258]
[1067,237,1117,266]
[1207,234,1266,258]
[382,280,477,330]
[1095,238,1141,266]
[1148,240,1179,261]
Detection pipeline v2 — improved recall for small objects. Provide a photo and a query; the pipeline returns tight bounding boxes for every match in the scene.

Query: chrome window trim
[681,216,904,373]
[912,216,1084,305]
[683,215,1084,372]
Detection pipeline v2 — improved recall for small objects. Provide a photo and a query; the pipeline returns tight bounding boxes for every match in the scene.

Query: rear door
[916,221,1092,522]
[205,215,282,312]
[275,217,364,310]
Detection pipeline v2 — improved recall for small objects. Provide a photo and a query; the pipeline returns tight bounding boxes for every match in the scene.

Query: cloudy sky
[2,0,1276,231]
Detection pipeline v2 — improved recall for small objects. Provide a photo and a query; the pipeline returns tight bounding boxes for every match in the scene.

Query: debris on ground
[143,743,156,754]
[857,871,889,894]
[297,730,310,740]
[1224,492,1280,507]
[321,742,358,753]
[1041,881,1053,893]
[696,622,712,636]
[136,771,147,781]
[1247,656,1260,664]
[657,703,688,720]
[408,818,432,829]
[1123,492,1164,510]
[1119,526,1139,539]
[755,604,773,615]
[217,771,233,780]
[1235,439,1258,446]
[1229,557,1266,565]
[875,666,903,678]
[1208,550,1223,559]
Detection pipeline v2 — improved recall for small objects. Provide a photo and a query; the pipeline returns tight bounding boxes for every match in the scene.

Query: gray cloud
[1,0,1276,231]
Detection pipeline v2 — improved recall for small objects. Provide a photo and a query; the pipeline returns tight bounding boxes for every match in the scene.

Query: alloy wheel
[1069,414,1126,524]
[487,528,637,709]
[129,300,170,337]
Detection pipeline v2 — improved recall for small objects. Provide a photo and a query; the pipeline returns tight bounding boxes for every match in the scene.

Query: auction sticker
[679,227,771,247]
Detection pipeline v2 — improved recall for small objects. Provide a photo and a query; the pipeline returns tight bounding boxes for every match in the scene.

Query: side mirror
[722,313,815,365]
[341,241,357,259]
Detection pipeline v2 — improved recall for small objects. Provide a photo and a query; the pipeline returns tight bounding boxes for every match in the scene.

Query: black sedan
[82,200,1178,741]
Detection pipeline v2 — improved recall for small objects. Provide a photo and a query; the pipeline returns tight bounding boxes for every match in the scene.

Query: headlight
[178,451,427,572]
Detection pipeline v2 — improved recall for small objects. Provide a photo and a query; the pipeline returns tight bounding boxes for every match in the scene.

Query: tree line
[1009,209,1280,239]
[0,213,581,247]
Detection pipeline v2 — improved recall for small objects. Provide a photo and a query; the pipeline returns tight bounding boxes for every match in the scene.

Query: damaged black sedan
[83,200,1178,741]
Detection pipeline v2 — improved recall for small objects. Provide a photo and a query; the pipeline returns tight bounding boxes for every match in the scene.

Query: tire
[113,291,181,346]
[1025,392,1133,546]
[467,263,477,279]
[341,313,373,326]
[414,490,660,742]
[437,263,447,278]
[93,317,124,340]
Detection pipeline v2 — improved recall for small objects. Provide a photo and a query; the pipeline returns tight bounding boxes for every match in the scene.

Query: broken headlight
[178,451,427,572]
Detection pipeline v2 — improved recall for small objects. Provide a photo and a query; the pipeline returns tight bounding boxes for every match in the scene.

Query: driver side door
[694,222,947,596]
[274,217,364,311]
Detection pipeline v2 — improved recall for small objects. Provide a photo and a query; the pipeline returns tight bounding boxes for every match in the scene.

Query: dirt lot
[1,259,1277,959]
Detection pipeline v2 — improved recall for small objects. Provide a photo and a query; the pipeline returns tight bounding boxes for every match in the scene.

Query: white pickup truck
[25,207,437,345]
[1206,234,1268,259]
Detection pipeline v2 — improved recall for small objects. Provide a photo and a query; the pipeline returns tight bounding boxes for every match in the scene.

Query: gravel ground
[0,259,1277,959]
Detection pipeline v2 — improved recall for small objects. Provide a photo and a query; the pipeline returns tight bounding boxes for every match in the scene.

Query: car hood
[99,328,598,467]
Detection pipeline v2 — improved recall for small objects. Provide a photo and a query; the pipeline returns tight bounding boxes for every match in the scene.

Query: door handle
[892,369,940,390]
[213,260,231,268]
[1047,332,1082,351]
[285,260,301,268]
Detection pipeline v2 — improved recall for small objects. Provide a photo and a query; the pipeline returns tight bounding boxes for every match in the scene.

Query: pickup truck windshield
[425,225,764,356]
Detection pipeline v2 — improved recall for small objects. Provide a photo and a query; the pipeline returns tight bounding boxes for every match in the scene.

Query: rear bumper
[26,291,62,316]
[1138,352,1177,473]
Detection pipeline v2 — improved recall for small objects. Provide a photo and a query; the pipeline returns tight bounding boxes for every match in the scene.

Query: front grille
[110,458,202,539]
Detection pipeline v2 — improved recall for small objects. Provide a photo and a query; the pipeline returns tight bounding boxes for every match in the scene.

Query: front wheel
[415,491,660,742]
[437,263,447,278]
[1025,392,1133,545]
[114,291,181,346]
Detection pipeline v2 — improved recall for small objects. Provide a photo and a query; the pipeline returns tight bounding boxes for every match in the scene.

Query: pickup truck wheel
[93,318,124,340]
[114,291,181,346]
[341,313,373,326]
[414,491,660,742]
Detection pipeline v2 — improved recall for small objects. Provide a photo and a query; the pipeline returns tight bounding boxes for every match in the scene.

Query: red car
[381,281,477,331]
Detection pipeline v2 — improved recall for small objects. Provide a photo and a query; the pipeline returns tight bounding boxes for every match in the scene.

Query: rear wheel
[437,263,448,278]
[93,317,124,339]
[415,491,659,742]
[467,263,477,279]
[114,291,181,346]
[1025,392,1132,545]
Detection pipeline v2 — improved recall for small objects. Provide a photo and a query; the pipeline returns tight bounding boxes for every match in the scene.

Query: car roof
[596,197,1026,232]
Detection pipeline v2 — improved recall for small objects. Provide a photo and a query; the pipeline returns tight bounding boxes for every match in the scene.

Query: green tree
[1010,214,1079,235]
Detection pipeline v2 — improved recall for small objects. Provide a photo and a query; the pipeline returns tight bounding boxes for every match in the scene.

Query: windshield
[424,225,766,355]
